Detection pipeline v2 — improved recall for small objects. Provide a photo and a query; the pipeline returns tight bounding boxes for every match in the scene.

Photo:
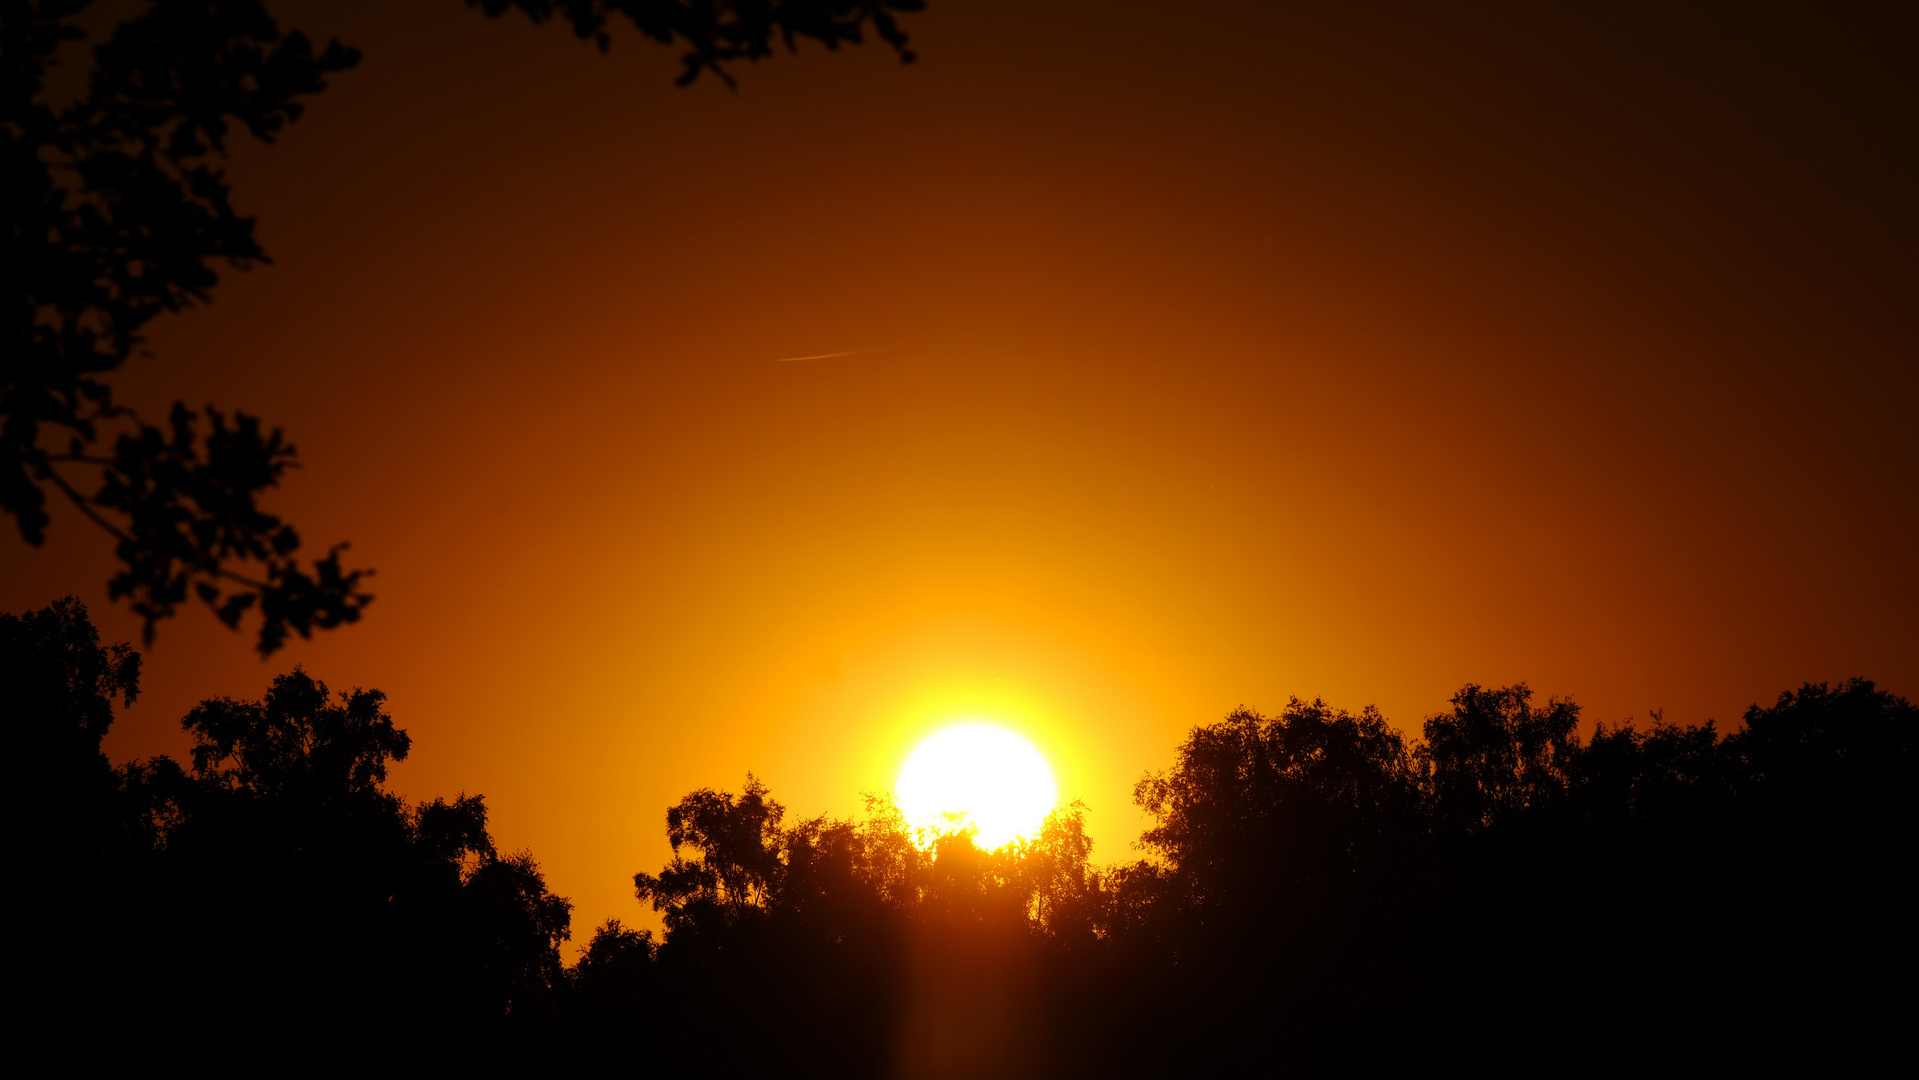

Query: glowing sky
[4,1,1913,943]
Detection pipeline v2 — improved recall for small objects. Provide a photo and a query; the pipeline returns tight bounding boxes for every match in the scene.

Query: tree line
[10,597,1910,1074]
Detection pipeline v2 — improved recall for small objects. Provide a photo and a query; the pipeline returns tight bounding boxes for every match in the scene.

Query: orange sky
[6,0,1915,942]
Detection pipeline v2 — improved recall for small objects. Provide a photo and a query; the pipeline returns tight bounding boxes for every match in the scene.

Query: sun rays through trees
[9,597,1912,1074]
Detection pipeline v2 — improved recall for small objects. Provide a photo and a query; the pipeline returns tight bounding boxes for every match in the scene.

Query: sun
[895,723,1059,850]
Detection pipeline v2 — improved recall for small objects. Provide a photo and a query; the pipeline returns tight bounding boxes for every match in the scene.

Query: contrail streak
[774,350,868,363]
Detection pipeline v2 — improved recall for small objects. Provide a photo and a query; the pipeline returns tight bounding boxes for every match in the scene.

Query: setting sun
[6,1,1909,1072]
[895,724,1059,850]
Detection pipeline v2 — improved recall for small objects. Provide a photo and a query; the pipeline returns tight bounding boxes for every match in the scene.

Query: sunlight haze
[3,0,1911,952]
[896,723,1059,850]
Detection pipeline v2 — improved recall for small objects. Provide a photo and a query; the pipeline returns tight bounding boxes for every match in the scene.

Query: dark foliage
[475,0,920,86]
[7,598,573,1067]
[5,594,139,875]
[4,0,369,652]
[587,682,1912,1077]
[4,0,920,651]
[10,597,1911,1073]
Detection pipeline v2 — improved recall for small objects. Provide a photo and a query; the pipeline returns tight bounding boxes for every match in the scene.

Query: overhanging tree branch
[4,0,924,653]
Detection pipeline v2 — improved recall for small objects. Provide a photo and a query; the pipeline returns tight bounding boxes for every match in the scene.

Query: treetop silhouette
[9,595,1910,1073]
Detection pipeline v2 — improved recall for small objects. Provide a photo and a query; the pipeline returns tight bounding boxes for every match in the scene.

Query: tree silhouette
[10,594,1911,1073]
[100,669,571,1062]
[477,0,921,86]
[2,599,577,1064]
[4,593,150,1024]
[4,0,922,652]
[635,772,789,931]
[4,595,139,850]
[1134,698,1423,907]
[6,0,366,652]
[1419,682,1581,833]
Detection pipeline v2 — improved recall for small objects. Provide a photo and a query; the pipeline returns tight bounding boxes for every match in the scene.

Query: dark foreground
[13,598,1911,1076]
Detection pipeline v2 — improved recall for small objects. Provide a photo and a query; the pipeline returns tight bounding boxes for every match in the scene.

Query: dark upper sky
[6,0,1914,936]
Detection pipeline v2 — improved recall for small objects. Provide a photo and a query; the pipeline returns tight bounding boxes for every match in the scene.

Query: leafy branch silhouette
[5,0,922,653]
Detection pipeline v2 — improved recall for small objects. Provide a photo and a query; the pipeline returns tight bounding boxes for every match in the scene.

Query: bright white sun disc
[895,724,1058,850]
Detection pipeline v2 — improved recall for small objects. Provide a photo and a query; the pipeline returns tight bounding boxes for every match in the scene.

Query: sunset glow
[3,1,1910,1007]
[896,724,1058,850]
